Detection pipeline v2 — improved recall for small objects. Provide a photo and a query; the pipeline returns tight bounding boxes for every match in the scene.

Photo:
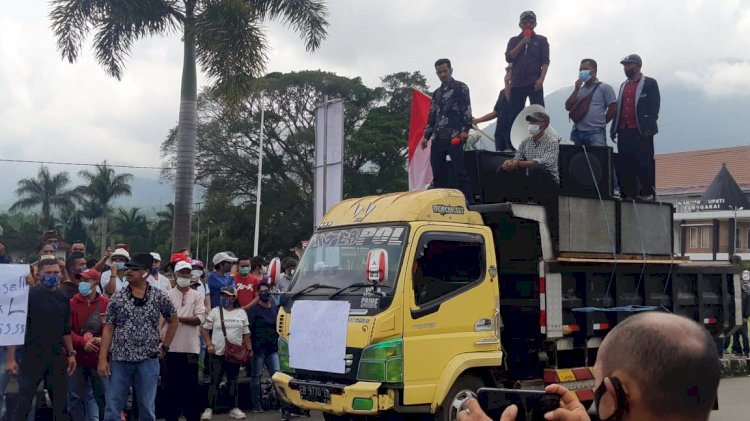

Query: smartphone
[477,388,560,421]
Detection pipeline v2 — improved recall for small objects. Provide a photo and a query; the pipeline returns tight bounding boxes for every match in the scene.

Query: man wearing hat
[208,252,238,309]
[147,252,172,292]
[100,248,130,297]
[505,11,550,129]
[611,54,661,201]
[162,261,206,421]
[69,268,109,421]
[98,253,178,421]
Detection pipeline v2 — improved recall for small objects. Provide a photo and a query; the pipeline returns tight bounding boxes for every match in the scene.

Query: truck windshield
[290,225,407,295]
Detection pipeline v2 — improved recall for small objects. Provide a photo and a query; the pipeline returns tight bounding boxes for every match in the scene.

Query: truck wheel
[323,414,353,421]
[439,374,485,421]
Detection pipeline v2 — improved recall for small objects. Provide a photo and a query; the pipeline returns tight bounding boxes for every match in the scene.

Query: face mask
[176,277,192,288]
[222,263,232,274]
[284,273,294,280]
[579,69,591,81]
[150,268,159,276]
[51,242,60,251]
[115,262,126,271]
[259,291,271,302]
[625,69,636,79]
[78,282,92,296]
[594,377,628,421]
[77,266,87,273]
[191,269,203,279]
[40,274,60,288]
[239,267,251,276]
[528,124,541,135]
[220,297,234,308]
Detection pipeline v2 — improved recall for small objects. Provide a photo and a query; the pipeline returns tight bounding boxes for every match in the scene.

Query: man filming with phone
[458,312,719,421]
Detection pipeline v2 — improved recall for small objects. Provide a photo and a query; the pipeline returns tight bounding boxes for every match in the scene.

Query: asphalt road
[209,376,750,421]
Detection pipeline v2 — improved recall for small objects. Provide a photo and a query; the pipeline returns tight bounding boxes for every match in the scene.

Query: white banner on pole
[314,99,345,226]
[0,265,30,345]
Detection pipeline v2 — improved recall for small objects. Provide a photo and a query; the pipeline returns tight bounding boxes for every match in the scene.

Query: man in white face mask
[161,261,207,421]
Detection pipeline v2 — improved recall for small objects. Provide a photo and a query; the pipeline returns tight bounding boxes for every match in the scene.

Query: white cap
[111,248,130,261]
[212,251,238,266]
[174,261,192,272]
[150,252,162,262]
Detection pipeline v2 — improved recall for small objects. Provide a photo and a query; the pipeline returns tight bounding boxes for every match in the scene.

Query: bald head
[598,312,719,419]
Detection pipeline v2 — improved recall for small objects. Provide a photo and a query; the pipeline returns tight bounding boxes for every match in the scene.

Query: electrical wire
[0,158,173,170]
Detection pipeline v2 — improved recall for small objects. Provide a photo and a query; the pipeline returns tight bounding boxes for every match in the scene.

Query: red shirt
[70,293,109,369]
[618,79,640,130]
[235,274,262,306]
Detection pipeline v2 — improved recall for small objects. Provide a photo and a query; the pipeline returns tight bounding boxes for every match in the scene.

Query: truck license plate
[299,384,332,403]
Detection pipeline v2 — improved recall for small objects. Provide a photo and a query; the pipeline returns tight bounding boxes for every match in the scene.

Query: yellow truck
[272,189,740,420]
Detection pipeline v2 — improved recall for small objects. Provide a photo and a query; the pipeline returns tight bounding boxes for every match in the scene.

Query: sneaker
[229,407,247,419]
[201,408,213,420]
[252,408,264,413]
[636,194,654,201]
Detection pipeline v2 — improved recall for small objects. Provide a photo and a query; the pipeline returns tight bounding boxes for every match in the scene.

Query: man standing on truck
[473,65,514,151]
[419,58,473,204]
[505,11,549,127]
[459,312,720,421]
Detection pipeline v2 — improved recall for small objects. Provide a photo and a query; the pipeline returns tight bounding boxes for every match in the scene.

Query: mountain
[478,84,748,153]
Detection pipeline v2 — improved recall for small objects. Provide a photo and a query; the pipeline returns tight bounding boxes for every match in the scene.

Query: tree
[10,166,75,230]
[49,0,329,252]
[75,164,133,254]
[111,207,150,251]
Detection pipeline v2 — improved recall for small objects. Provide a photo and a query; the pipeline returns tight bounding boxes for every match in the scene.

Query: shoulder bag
[219,306,249,364]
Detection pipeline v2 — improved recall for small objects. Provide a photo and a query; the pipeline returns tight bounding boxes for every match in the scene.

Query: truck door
[402,226,499,405]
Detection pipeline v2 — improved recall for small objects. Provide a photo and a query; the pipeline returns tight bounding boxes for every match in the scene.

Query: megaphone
[509,104,561,150]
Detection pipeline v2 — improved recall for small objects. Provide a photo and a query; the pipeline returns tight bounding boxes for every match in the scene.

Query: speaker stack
[558,144,613,199]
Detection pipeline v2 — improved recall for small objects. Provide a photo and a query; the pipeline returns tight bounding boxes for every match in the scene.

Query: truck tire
[323,414,352,421]
[439,374,485,421]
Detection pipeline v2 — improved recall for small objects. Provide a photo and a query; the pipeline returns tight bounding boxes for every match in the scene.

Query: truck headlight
[357,338,403,383]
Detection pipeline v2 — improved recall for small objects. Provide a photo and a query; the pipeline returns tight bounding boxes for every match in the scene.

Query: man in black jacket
[611,54,660,201]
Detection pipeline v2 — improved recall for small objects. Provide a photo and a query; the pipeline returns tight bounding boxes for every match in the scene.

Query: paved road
[209,376,750,420]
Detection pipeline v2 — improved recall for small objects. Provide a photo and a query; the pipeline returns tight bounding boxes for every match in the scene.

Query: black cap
[620,54,642,66]
[525,111,550,123]
[520,10,536,20]
[125,253,154,270]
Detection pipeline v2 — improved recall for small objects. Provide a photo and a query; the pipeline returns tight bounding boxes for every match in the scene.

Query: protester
[458,312,719,421]
[565,58,617,147]
[62,252,87,300]
[0,243,11,264]
[729,283,750,357]
[235,257,261,310]
[473,65,514,151]
[201,286,251,420]
[147,252,172,292]
[247,282,283,415]
[71,242,86,255]
[7,258,77,421]
[500,110,559,188]
[611,54,661,201]
[208,252,238,308]
[99,248,130,297]
[98,253,178,421]
[69,268,108,421]
[162,261,206,421]
[505,11,550,126]
[276,258,297,294]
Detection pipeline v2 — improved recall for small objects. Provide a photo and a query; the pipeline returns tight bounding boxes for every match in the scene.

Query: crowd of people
[0,234,300,421]
[423,10,662,207]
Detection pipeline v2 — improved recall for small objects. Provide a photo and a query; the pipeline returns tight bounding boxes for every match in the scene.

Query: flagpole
[253,99,264,257]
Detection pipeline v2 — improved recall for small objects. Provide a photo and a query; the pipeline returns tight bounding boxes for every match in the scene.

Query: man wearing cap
[100,248,130,297]
[505,11,550,127]
[208,252,238,309]
[161,261,206,421]
[611,54,661,201]
[147,252,172,292]
[98,253,178,421]
[69,269,109,421]
[419,58,473,204]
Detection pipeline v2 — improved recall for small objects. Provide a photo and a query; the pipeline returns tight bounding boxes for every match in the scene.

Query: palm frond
[251,0,328,51]
[49,0,95,63]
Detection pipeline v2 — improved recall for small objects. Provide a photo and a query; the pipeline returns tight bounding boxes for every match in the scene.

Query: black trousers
[207,355,241,409]
[430,133,473,203]
[493,112,514,152]
[508,84,545,129]
[163,352,200,421]
[616,128,655,197]
[12,349,68,421]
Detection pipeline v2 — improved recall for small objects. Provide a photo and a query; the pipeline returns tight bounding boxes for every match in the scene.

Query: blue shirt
[207,271,234,308]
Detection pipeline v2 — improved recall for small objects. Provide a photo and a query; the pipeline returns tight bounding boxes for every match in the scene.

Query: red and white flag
[408,89,433,190]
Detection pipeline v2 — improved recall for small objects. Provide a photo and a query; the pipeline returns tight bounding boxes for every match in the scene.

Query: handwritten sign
[0,265,29,345]
[289,300,350,374]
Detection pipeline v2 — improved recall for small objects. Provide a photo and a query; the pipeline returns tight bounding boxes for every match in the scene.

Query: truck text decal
[307,226,405,248]
[432,204,465,216]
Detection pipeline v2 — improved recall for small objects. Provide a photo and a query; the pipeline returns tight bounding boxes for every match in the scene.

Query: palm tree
[112,207,150,251]
[151,203,175,250]
[10,166,75,230]
[49,0,329,251]
[76,164,134,254]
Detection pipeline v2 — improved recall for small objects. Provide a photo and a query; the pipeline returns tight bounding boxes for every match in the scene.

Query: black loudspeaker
[558,144,613,198]
[465,150,526,204]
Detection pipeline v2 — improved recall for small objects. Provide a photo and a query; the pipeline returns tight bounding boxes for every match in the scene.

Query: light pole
[253,98,265,257]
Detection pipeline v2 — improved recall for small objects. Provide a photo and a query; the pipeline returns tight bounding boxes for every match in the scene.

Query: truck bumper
[272,372,395,415]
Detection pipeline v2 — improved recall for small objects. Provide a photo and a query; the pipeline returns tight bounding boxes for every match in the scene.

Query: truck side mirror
[366,248,388,284]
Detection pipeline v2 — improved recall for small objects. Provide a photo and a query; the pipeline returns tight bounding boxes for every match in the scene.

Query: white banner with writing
[0,265,29,345]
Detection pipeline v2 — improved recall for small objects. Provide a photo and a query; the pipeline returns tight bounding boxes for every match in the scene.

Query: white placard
[289,300,350,374]
[0,265,30,345]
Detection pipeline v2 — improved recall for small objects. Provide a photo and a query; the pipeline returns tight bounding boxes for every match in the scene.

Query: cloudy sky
[1,0,749,193]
